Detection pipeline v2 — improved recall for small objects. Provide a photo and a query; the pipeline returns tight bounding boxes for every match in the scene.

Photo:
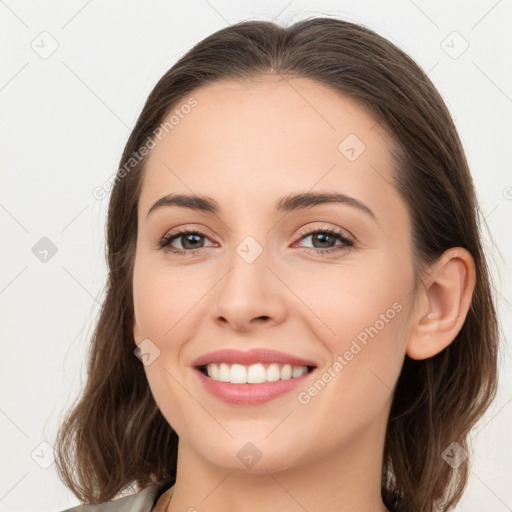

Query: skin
[132,75,476,512]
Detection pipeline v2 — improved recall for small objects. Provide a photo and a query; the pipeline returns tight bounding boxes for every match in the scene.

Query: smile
[200,362,312,383]
[192,348,318,405]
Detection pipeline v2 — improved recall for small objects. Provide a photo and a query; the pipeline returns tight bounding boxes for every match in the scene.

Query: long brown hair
[55,17,500,512]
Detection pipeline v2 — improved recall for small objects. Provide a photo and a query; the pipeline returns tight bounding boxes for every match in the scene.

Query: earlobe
[406,248,476,360]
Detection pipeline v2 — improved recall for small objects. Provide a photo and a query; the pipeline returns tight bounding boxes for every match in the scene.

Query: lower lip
[194,367,315,405]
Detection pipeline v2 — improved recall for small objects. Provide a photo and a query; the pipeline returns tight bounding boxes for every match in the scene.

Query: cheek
[132,256,201,429]
[286,257,410,407]
[132,254,206,341]
[283,255,408,343]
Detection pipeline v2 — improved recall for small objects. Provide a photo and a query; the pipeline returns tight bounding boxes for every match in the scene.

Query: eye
[293,227,355,255]
[157,226,355,257]
[157,228,217,255]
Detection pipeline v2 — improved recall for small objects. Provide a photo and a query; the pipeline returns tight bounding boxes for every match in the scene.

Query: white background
[1,1,511,511]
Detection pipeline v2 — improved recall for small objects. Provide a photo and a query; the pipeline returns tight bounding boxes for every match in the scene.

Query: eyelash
[157,226,355,257]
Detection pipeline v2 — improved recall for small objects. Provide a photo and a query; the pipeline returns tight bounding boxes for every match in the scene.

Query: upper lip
[192,348,317,368]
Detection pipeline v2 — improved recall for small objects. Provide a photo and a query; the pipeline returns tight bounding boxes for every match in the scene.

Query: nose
[211,243,287,332]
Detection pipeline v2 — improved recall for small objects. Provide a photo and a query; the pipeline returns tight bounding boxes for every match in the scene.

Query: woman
[56,17,499,512]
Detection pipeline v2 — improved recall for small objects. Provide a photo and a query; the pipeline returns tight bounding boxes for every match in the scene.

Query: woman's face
[133,76,417,474]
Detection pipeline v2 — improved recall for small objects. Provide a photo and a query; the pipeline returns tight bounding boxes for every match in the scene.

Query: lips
[191,348,318,405]
[192,348,318,368]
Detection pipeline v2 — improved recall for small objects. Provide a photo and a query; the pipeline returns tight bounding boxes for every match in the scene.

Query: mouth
[191,349,318,405]
[196,362,316,383]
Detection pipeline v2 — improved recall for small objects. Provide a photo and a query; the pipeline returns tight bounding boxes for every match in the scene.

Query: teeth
[205,362,309,383]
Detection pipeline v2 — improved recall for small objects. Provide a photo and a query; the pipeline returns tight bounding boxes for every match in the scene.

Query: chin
[189,435,309,475]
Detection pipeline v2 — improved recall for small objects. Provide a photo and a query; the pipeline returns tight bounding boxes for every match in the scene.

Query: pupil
[314,233,333,248]
[183,234,202,249]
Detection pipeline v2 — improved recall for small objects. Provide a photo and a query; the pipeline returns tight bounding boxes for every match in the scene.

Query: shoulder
[58,481,168,512]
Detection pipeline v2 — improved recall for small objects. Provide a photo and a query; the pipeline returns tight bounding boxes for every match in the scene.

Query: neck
[166,407,391,512]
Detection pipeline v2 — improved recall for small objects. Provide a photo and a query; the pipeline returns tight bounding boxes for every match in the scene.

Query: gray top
[59,481,169,512]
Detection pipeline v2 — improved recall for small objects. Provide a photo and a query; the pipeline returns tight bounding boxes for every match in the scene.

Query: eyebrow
[146,191,377,221]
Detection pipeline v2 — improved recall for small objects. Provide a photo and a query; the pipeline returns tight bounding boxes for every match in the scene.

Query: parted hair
[55,17,499,512]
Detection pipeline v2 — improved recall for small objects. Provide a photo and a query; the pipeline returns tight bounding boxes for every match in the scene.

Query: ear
[406,247,476,360]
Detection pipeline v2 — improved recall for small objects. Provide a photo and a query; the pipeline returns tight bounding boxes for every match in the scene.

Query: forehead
[140,75,397,216]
